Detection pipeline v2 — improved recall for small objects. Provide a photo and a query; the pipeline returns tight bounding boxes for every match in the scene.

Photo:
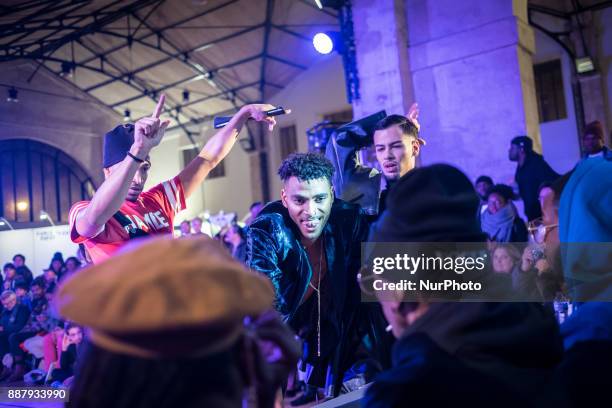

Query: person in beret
[68,94,284,264]
[55,236,300,408]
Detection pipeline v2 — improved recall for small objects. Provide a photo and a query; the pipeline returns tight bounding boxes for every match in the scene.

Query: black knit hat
[370,164,485,242]
[511,135,533,152]
[103,124,135,168]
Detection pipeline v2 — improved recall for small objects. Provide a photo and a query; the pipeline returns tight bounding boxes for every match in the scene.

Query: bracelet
[127,152,145,163]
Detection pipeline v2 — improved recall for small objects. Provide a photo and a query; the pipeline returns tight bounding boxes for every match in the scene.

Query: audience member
[492,244,539,297]
[14,281,31,310]
[364,164,563,407]
[48,252,66,279]
[0,291,31,380]
[509,136,560,221]
[550,154,612,406]
[55,237,298,408]
[12,255,33,287]
[190,217,204,235]
[245,201,264,225]
[179,220,191,236]
[48,323,83,385]
[480,184,528,242]
[42,325,65,373]
[12,255,25,269]
[30,277,48,312]
[5,301,53,383]
[475,175,494,215]
[523,178,572,301]
[223,224,247,263]
[2,264,16,291]
[582,120,609,158]
[64,257,82,275]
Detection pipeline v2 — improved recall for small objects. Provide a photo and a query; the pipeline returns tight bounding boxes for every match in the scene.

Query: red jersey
[69,176,186,264]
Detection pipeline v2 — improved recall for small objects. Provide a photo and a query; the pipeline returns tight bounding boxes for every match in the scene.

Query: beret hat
[55,236,274,358]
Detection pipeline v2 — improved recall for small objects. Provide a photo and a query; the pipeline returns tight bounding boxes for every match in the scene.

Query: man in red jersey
[69,95,280,263]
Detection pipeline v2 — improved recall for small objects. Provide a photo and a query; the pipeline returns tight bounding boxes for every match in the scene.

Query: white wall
[267,55,352,199]
[0,225,78,277]
[533,28,581,174]
[0,60,119,187]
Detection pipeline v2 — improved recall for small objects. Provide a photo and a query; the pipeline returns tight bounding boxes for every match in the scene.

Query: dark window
[182,147,225,179]
[323,109,353,124]
[534,60,567,123]
[0,139,95,225]
[279,125,298,160]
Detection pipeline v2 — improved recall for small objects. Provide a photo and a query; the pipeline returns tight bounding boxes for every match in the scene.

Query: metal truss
[0,0,337,149]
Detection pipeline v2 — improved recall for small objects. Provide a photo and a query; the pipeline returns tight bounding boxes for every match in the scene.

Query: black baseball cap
[103,124,135,168]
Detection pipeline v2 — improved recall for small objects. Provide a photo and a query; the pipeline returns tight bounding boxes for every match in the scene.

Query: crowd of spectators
[0,251,85,386]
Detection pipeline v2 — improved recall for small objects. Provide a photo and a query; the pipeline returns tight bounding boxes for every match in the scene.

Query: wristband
[127,152,145,163]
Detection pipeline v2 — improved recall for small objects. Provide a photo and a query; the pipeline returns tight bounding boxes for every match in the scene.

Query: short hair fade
[374,114,419,138]
[278,153,334,184]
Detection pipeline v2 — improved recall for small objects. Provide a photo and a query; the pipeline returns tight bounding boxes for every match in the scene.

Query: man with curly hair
[247,153,389,405]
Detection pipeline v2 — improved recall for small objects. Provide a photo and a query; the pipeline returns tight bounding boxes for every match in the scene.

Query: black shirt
[515,153,560,221]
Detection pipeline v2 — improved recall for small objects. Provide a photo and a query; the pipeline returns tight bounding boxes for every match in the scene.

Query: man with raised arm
[69,95,279,264]
[325,104,424,217]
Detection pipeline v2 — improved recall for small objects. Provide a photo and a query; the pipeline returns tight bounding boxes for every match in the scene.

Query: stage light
[182,90,190,102]
[0,217,14,230]
[6,87,18,102]
[124,109,131,122]
[313,32,334,54]
[313,0,344,9]
[16,201,28,211]
[40,210,56,226]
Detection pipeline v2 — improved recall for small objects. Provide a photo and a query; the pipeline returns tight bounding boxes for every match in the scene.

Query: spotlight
[124,109,131,122]
[0,217,14,230]
[6,87,18,102]
[313,0,344,9]
[313,32,334,54]
[40,210,55,226]
[16,201,28,211]
[182,90,190,102]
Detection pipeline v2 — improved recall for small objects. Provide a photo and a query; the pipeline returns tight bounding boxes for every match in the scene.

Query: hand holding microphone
[214,105,291,131]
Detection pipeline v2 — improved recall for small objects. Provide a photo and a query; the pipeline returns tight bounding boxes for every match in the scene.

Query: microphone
[213,106,288,129]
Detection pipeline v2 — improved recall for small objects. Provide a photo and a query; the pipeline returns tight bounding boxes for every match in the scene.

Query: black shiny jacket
[245,199,369,326]
[246,199,393,396]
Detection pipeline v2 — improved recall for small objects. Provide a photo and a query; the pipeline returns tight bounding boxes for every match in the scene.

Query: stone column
[351,0,415,118]
[351,0,542,185]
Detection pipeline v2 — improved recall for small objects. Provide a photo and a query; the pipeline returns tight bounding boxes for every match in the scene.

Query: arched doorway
[0,139,96,226]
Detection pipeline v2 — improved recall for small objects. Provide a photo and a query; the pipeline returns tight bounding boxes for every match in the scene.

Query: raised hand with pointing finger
[132,94,171,158]
[69,93,292,264]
